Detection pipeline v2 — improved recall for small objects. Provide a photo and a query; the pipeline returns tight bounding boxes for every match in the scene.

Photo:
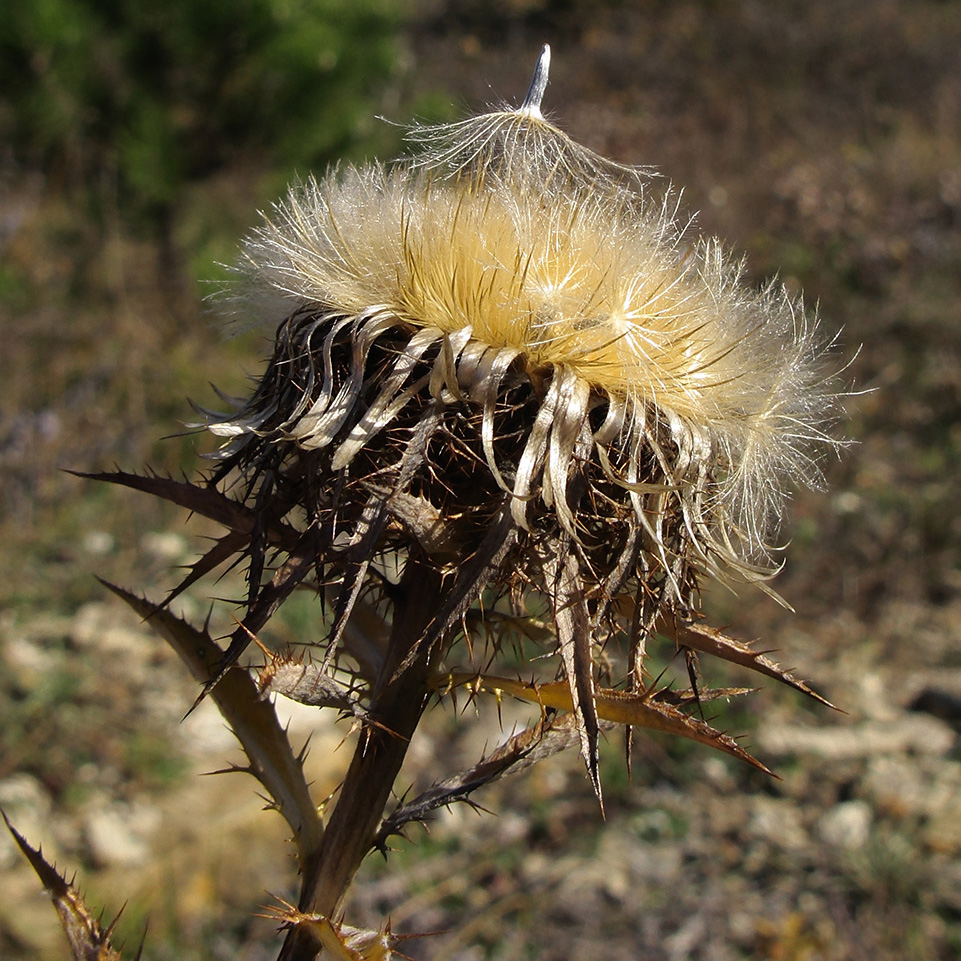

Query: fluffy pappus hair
[204,46,844,791]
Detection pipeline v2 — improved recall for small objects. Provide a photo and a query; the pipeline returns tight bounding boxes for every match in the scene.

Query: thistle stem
[279,556,445,961]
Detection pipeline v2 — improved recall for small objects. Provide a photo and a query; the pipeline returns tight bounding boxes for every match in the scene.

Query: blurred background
[1,1,960,958]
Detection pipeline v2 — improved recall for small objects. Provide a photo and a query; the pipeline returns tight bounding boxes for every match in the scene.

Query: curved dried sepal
[3,812,133,961]
[542,541,602,804]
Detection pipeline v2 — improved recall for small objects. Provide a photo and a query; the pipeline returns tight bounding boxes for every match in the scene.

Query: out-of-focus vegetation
[2,1,961,959]
[0,0,401,238]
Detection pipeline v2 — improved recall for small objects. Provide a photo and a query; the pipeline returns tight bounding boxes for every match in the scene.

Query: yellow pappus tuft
[206,46,845,792]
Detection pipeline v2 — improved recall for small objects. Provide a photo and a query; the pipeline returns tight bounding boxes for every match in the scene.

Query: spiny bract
[205,46,843,790]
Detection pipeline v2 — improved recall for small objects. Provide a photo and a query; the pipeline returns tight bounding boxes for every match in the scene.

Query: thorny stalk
[281,557,443,960]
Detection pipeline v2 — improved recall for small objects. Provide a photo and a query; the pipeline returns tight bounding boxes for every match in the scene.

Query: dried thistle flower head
[204,46,844,794]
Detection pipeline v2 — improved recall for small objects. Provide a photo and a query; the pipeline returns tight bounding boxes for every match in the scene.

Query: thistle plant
[10,47,845,960]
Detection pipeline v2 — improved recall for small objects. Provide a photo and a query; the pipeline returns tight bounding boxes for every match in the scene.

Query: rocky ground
[3,580,961,960]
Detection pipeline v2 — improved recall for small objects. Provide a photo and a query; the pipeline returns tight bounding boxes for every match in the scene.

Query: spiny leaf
[389,498,519,682]
[435,673,776,777]
[261,899,396,960]
[653,686,758,706]
[325,404,447,672]
[319,589,390,685]
[469,609,554,647]
[198,540,318,701]
[100,581,324,862]
[162,530,248,610]
[75,471,311,608]
[325,494,391,669]
[73,470,271,539]
[364,483,461,563]
[663,618,840,711]
[257,651,364,715]
[3,811,133,961]
[376,712,612,843]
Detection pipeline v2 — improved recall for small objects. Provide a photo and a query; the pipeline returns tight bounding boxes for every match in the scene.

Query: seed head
[206,47,844,789]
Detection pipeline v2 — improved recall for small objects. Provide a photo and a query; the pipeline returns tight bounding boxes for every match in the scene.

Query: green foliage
[0,0,402,231]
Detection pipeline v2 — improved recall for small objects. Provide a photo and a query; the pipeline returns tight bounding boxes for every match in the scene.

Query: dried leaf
[653,686,757,706]
[101,582,324,863]
[377,712,620,843]
[262,899,395,960]
[663,618,839,711]
[374,486,461,563]
[3,812,135,961]
[436,673,776,777]
[258,654,363,715]
[376,713,587,842]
